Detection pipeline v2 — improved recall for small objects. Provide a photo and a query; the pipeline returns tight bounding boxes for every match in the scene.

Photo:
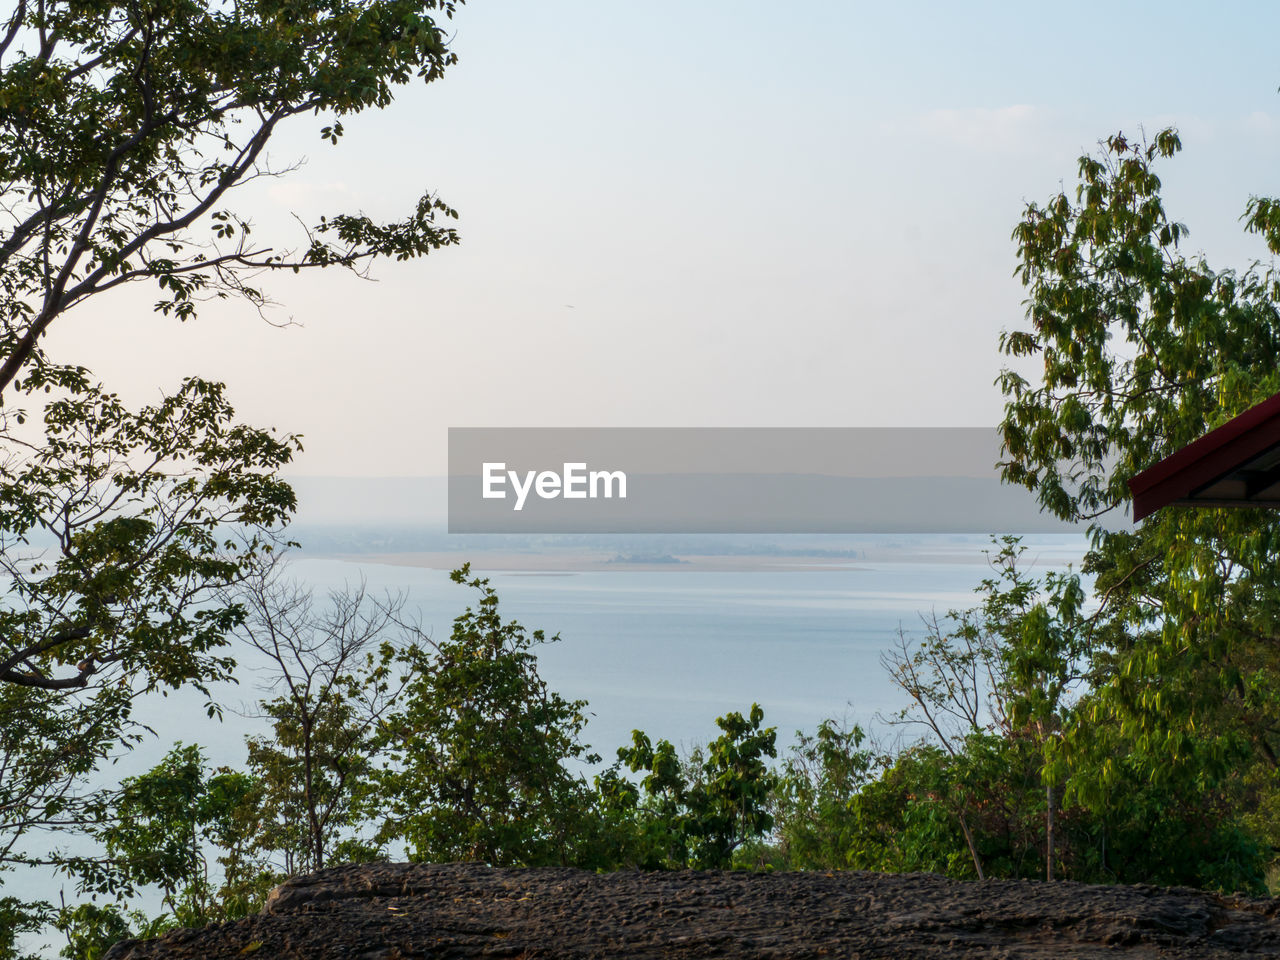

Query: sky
[44,0,1280,476]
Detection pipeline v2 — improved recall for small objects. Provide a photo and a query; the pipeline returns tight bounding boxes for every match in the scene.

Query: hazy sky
[47,1,1280,475]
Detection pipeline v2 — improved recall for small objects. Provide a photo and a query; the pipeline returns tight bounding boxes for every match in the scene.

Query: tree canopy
[0,2,469,945]
[999,129,1280,785]
[0,0,463,393]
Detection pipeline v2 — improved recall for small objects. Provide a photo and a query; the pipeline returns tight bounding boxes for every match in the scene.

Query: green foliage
[0,369,298,886]
[378,565,600,867]
[1001,128,1280,781]
[768,534,1270,894]
[0,682,132,869]
[0,370,298,694]
[52,902,140,960]
[91,744,276,927]
[605,704,778,869]
[996,128,1280,887]
[53,900,186,960]
[0,896,52,960]
[772,720,876,870]
[1001,127,1280,520]
[99,744,210,914]
[0,0,464,387]
[28,744,280,958]
[794,709,1266,892]
[848,742,988,877]
[3,361,287,706]
[245,693,387,873]
[0,1,470,945]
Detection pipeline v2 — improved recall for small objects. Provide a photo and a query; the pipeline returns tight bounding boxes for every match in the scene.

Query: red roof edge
[1127,390,1280,521]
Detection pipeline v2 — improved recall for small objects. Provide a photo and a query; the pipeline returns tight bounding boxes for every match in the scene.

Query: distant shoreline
[343,552,866,573]
[335,545,1080,573]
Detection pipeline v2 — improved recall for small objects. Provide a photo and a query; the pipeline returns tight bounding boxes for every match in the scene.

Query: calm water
[134,534,1091,771]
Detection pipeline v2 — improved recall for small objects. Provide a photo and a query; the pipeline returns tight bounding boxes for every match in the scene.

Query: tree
[378,565,601,867]
[96,744,224,923]
[229,563,415,875]
[605,704,778,870]
[0,372,297,887]
[1000,130,1280,766]
[881,625,995,879]
[0,0,469,944]
[58,744,271,958]
[0,0,463,394]
[681,705,778,869]
[828,529,1269,891]
[0,0,466,697]
[767,719,875,871]
[878,541,1086,882]
[997,127,1280,887]
[0,895,49,960]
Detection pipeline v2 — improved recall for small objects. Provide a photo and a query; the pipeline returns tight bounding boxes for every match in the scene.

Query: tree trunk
[303,716,324,872]
[1045,782,1055,882]
[957,804,985,881]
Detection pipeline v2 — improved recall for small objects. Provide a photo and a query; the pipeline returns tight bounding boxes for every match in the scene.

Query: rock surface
[103,862,1280,959]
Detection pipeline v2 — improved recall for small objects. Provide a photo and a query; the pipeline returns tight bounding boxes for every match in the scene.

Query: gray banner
[448,428,1073,533]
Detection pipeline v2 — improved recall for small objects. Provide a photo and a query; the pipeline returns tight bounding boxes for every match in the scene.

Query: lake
[137,533,1092,772]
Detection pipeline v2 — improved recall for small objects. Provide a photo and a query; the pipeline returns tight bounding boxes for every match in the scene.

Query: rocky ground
[102,862,1280,959]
